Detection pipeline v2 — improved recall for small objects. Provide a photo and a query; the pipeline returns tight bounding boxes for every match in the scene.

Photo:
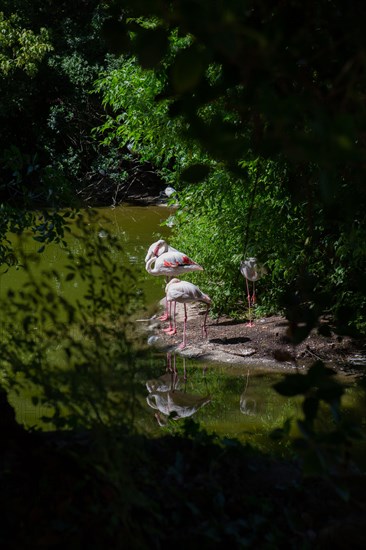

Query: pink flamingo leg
[164,302,177,335]
[178,303,188,349]
[159,276,172,321]
[163,301,173,332]
[201,305,209,339]
[158,297,169,321]
[252,281,256,305]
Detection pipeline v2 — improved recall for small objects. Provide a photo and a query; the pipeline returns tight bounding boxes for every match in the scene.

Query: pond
[2,205,365,460]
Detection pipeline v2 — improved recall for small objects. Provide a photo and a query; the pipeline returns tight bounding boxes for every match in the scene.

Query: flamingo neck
[153,241,167,257]
[146,257,156,273]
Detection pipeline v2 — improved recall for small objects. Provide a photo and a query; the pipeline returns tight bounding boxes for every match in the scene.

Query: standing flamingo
[164,278,211,349]
[146,242,204,321]
[240,257,266,326]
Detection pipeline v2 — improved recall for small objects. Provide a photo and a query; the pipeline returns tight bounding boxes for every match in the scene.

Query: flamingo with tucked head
[164,278,211,349]
[144,239,179,264]
[240,257,266,326]
[145,240,204,321]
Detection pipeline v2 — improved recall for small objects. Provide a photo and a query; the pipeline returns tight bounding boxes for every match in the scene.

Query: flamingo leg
[252,281,256,305]
[159,276,172,321]
[183,357,187,382]
[179,303,188,349]
[166,352,172,372]
[158,297,169,321]
[172,353,178,391]
[164,302,177,335]
[163,301,174,333]
[201,305,209,339]
[158,304,169,322]
[245,279,254,327]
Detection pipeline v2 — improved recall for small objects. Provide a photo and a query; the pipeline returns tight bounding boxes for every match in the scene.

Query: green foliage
[0,1,115,195]
[0,1,120,262]
[94,53,210,186]
[96,0,366,333]
[169,159,306,316]
[0,11,52,76]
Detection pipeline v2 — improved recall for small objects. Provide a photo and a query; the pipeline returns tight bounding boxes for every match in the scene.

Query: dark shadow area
[213,319,248,327]
[209,336,251,345]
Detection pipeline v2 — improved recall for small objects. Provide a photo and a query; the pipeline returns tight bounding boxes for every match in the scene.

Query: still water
[2,205,365,457]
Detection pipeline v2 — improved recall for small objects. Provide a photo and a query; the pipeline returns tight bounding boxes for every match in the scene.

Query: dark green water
[2,205,365,458]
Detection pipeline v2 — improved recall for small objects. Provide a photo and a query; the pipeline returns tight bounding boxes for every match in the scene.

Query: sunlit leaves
[0,12,53,76]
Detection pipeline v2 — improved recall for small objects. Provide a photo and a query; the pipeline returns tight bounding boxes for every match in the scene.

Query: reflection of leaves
[273,373,310,397]
[274,361,343,402]
[0,211,146,432]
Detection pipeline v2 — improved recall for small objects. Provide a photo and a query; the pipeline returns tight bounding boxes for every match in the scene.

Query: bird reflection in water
[239,369,257,416]
[146,353,211,426]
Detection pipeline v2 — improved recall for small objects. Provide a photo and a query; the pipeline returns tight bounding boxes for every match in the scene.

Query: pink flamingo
[164,278,211,349]
[240,257,266,326]
[145,239,179,320]
[145,241,203,321]
[144,239,179,263]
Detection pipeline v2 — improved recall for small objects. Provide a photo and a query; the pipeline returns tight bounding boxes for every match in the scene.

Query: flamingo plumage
[240,257,266,326]
[145,241,204,321]
[164,278,211,349]
[144,239,179,264]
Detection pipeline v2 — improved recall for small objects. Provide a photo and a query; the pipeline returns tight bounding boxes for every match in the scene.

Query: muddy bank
[139,303,366,375]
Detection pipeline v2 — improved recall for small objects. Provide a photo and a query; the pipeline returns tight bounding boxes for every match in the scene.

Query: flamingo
[145,239,179,320]
[164,278,211,349]
[146,250,203,277]
[144,239,179,264]
[147,390,211,426]
[145,241,203,321]
[240,257,266,326]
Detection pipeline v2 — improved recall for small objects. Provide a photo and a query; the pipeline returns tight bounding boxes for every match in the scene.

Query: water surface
[2,205,365,459]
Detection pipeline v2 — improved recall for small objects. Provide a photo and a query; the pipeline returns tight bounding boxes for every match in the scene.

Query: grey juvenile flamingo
[240,257,266,326]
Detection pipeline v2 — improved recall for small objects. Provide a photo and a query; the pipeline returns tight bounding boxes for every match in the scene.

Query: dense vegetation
[95,0,366,337]
[1,0,365,333]
[1,0,366,547]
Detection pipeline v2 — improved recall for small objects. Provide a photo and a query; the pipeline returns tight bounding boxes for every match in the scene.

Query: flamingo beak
[153,245,160,256]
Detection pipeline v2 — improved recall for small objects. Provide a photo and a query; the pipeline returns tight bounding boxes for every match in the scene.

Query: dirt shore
[142,302,366,375]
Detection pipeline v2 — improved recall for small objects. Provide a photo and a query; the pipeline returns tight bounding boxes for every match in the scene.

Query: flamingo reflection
[146,353,211,426]
[239,396,257,416]
[239,369,257,416]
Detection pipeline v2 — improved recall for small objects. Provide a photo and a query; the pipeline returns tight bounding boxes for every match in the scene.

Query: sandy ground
[139,302,366,375]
